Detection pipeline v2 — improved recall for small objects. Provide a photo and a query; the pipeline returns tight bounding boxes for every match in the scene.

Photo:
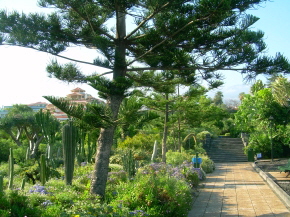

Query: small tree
[0,105,44,158]
[213,91,224,106]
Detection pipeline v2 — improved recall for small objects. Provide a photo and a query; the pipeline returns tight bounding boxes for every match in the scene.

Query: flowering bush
[107,170,127,184]
[0,159,203,216]
[0,190,42,217]
[110,172,192,216]
[166,150,191,166]
[108,162,196,216]
[200,157,215,173]
[29,185,49,194]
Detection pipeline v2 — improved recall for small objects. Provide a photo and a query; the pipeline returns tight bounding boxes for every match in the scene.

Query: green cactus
[87,134,92,163]
[21,178,26,190]
[87,132,96,163]
[56,147,61,159]
[35,109,60,162]
[0,175,3,194]
[8,148,14,190]
[122,150,136,179]
[40,154,47,186]
[62,121,77,185]
[76,129,86,166]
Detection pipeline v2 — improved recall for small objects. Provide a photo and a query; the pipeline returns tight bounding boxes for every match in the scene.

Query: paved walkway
[188,163,290,217]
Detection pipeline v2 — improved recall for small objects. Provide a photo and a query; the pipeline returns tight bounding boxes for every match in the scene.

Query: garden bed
[255,159,290,196]
[275,181,290,196]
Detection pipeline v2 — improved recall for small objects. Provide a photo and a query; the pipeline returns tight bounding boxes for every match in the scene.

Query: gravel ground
[255,159,290,196]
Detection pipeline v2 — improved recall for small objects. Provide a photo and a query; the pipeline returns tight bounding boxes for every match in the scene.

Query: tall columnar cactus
[21,178,26,190]
[40,154,47,186]
[35,109,60,164]
[0,175,3,194]
[76,129,85,166]
[8,148,14,190]
[87,134,92,163]
[122,150,136,179]
[87,132,96,163]
[62,121,77,185]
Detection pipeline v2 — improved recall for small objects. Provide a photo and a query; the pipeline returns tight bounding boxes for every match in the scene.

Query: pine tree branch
[126,66,247,72]
[126,14,213,66]
[0,44,112,70]
[68,3,115,41]
[125,2,170,40]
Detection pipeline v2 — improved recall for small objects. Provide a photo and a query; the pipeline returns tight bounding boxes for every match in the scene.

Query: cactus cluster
[122,150,137,179]
[86,132,96,163]
[40,154,47,186]
[0,175,3,194]
[62,121,77,185]
[76,129,85,166]
[8,148,14,190]
[75,130,96,165]
[21,178,26,190]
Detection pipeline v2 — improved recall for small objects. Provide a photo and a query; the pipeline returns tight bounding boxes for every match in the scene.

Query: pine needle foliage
[43,96,112,128]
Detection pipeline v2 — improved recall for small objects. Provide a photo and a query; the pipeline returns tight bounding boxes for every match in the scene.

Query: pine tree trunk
[90,95,123,198]
[90,7,127,198]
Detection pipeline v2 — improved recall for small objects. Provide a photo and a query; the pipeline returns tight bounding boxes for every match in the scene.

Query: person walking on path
[188,163,290,217]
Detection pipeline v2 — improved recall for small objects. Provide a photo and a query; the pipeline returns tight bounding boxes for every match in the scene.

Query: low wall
[252,163,290,208]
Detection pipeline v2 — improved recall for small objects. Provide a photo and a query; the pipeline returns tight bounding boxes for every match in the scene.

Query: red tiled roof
[71,87,85,92]
[27,102,48,106]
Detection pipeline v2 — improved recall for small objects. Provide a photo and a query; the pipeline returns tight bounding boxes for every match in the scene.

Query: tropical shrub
[0,190,42,217]
[109,164,124,172]
[200,157,215,173]
[110,148,151,165]
[166,150,190,166]
[111,165,193,216]
[0,139,14,162]
[118,133,159,152]
[196,131,212,141]
[0,159,203,216]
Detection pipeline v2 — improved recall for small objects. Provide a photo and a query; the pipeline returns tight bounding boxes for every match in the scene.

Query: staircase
[205,137,248,163]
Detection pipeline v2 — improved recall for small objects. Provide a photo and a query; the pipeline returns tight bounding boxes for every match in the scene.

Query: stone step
[209,158,247,163]
[211,148,244,150]
[205,137,248,163]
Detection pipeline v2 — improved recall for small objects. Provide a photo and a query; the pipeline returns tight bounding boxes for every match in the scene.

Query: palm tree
[118,95,159,140]
[271,76,290,107]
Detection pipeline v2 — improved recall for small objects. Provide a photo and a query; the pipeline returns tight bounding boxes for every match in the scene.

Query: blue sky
[0,0,290,106]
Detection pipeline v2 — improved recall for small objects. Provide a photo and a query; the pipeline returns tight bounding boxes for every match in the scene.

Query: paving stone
[238,211,257,217]
[187,163,290,217]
